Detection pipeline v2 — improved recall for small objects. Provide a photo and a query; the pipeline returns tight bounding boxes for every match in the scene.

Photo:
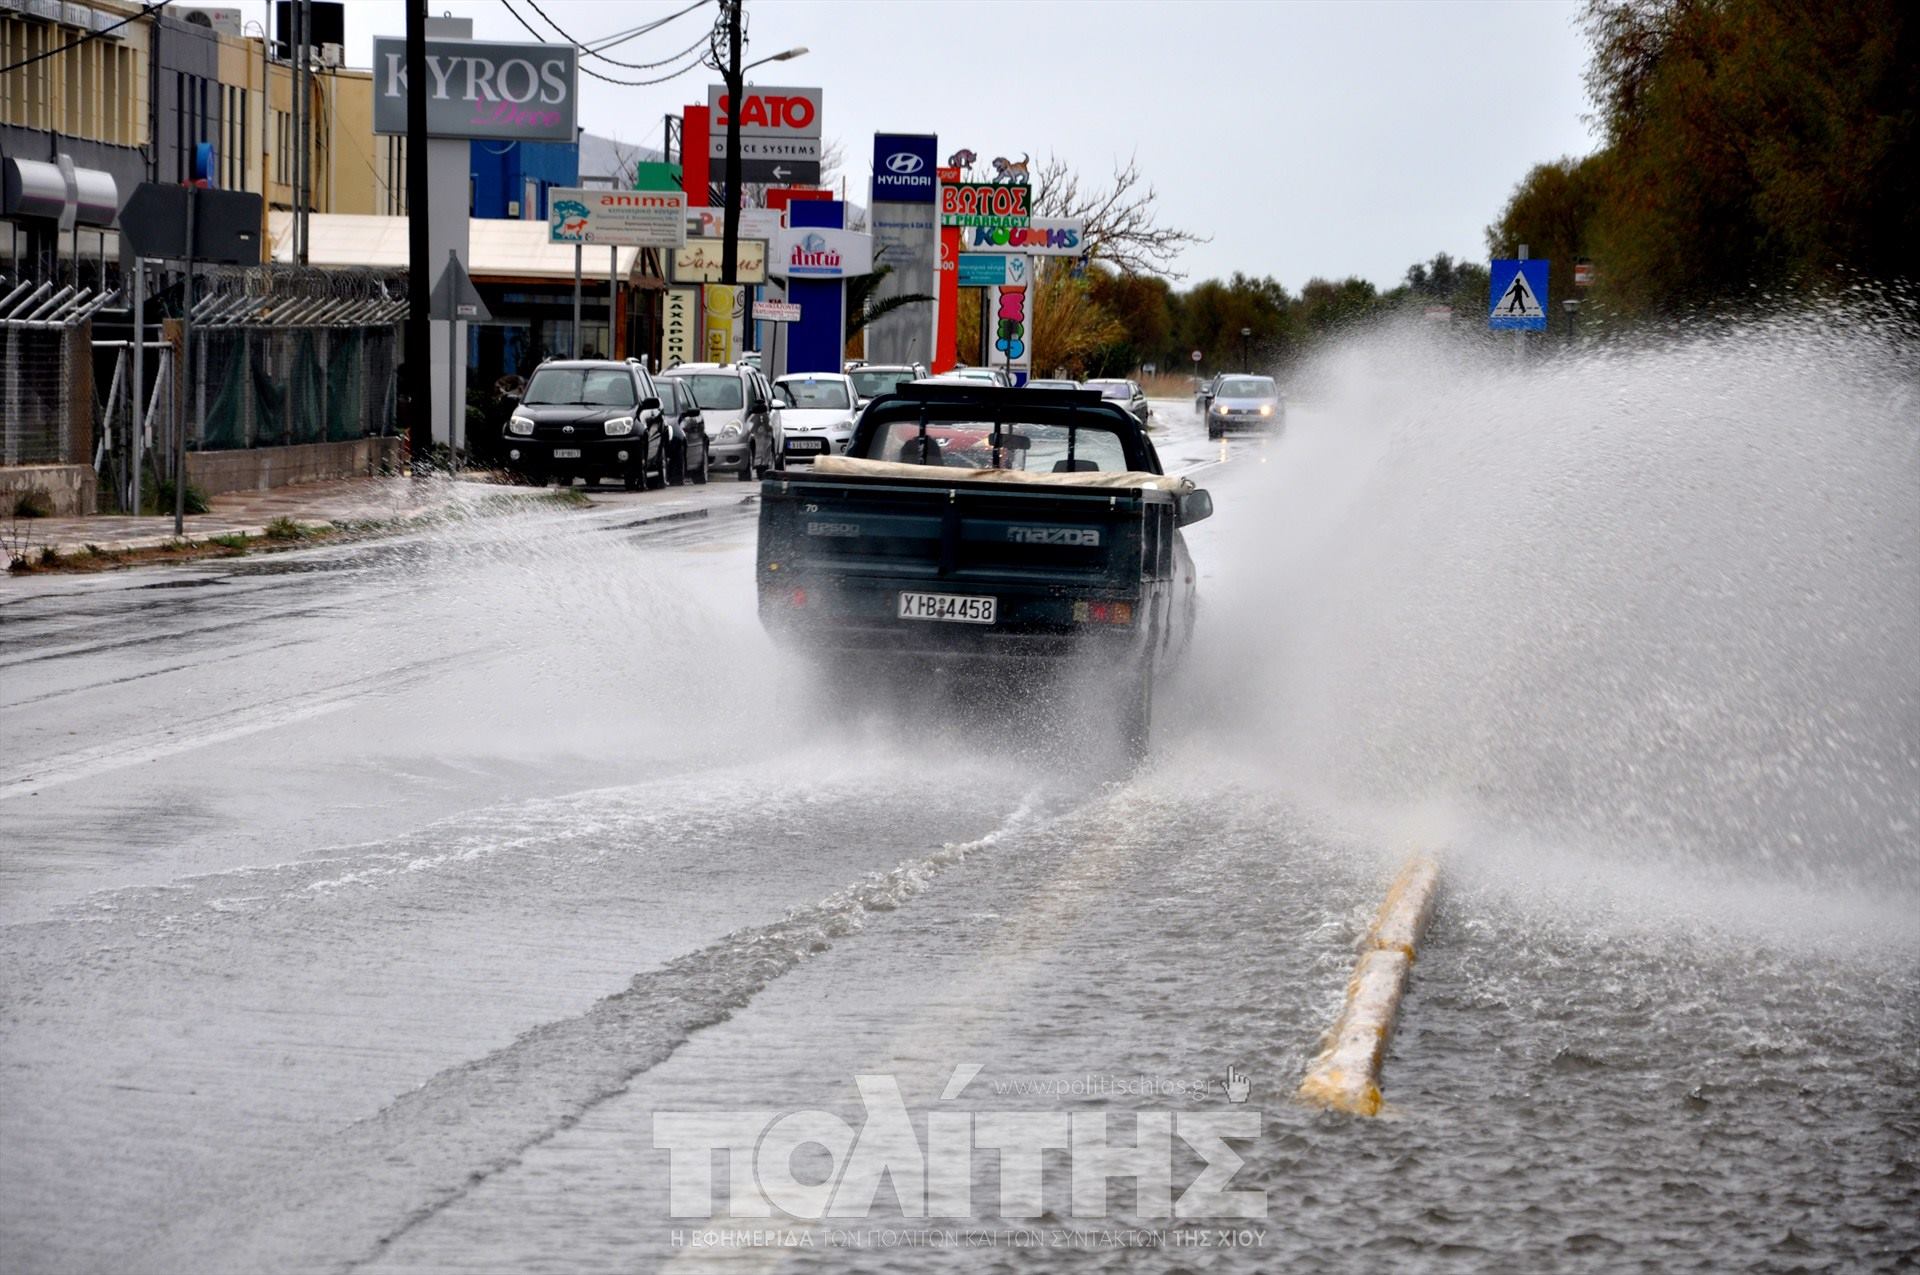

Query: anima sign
[371,38,578,142]
[546,187,686,248]
[940,182,1032,229]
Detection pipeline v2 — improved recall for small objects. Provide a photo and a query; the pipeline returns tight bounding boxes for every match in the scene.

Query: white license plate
[898,591,997,624]
[787,439,825,452]
[552,448,582,459]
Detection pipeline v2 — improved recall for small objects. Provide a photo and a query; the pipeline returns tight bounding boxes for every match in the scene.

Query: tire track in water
[135,787,1087,1275]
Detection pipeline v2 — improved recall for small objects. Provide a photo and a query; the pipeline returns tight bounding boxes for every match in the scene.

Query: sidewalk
[8,474,557,559]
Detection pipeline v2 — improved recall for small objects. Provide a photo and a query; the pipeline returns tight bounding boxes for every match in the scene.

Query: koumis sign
[371,38,578,142]
[961,217,1086,257]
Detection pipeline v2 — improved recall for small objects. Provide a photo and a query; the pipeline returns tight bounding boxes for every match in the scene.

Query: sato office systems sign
[940,182,1031,229]
[547,188,686,248]
[372,38,577,142]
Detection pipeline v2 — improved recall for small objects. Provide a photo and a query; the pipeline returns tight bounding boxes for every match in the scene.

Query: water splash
[1171,304,1920,922]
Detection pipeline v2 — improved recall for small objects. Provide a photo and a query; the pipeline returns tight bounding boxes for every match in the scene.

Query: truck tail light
[791,587,808,608]
[1072,600,1133,625]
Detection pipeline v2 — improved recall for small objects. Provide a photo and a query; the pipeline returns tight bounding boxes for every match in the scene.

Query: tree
[1030,262,1126,378]
[1028,153,1208,278]
[1087,270,1175,374]
[1486,157,1602,334]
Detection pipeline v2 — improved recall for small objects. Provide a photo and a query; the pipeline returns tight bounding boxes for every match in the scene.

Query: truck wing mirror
[1176,488,1214,527]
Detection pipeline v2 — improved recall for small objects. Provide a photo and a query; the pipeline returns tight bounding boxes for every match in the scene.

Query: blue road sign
[1488,259,1549,331]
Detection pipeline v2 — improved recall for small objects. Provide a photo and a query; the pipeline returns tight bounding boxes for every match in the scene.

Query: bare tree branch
[1030,152,1207,279]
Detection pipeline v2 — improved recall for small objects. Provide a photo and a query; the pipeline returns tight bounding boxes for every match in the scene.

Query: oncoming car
[773,372,861,464]
[503,359,668,490]
[1204,375,1285,437]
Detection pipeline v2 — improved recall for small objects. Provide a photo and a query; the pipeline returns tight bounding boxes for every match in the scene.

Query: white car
[773,372,861,464]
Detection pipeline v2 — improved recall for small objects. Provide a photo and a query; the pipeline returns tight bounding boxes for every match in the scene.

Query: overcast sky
[225,0,1602,290]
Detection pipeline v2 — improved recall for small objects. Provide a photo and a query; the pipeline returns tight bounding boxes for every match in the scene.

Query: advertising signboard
[754,300,802,323]
[707,85,823,139]
[991,276,1032,386]
[663,287,699,366]
[960,217,1084,256]
[868,183,939,365]
[372,38,578,141]
[934,165,961,372]
[771,227,874,279]
[872,133,938,204]
[546,187,686,247]
[957,252,1021,288]
[704,285,739,363]
[672,238,768,284]
[686,207,785,243]
[939,182,1031,229]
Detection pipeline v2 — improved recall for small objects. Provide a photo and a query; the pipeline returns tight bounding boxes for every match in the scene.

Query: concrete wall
[186,437,401,495]
[0,465,97,517]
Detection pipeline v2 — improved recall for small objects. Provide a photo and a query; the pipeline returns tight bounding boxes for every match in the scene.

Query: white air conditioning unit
[318,42,343,67]
[180,7,244,37]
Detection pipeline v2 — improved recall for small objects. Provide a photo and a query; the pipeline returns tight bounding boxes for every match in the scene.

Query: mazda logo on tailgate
[886,152,925,175]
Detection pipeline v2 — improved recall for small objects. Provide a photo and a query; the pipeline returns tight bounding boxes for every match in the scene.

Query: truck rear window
[864,420,1131,473]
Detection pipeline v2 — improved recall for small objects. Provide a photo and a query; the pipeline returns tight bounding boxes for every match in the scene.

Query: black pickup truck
[756,384,1213,751]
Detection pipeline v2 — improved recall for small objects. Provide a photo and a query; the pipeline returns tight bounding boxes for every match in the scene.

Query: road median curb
[1297,854,1441,1116]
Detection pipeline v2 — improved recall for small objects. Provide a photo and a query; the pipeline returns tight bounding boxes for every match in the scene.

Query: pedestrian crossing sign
[1488,259,1549,330]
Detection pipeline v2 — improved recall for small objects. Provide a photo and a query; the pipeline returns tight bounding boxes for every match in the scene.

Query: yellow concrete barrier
[1297,854,1441,1116]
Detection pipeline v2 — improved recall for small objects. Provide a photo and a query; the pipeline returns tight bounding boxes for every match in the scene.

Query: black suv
[503,359,669,490]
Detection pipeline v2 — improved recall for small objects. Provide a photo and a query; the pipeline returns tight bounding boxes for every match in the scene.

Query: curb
[1297,854,1441,1116]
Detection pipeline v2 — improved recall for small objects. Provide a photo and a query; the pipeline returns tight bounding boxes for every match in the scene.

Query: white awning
[268,212,647,283]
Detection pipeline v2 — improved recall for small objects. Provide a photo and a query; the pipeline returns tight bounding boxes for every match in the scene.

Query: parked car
[947,366,1013,387]
[1026,378,1081,392]
[654,375,709,485]
[1085,378,1152,428]
[1203,374,1285,438]
[773,372,861,464]
[658,362,785,482]
[502,358,668,490]
[848,363,928,400]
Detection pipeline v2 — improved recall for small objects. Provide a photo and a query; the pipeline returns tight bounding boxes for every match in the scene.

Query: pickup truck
[756,384,1214,752]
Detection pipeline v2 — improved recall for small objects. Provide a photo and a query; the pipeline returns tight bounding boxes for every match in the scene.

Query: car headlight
[1259,404,1273,417]
[1212,402,1228,415]
[507,413,534,436]
[603,416,635,436]
[721,422,741,438]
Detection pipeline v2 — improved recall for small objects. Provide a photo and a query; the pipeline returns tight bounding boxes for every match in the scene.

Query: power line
[498,0,711,88]
[524,0,712,68]
[0,0,174,76]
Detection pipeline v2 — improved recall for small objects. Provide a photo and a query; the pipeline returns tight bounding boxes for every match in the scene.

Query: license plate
[898,591,996,624]
[787,439,825,452]
[552,448,582,459]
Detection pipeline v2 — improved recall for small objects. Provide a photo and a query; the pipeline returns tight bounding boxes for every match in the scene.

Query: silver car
[658,363,786,482]
[1203,374,1284,437]
[1086,378,1152,428]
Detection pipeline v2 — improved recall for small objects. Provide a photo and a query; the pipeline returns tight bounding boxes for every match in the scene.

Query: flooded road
[3,328,1917,1272]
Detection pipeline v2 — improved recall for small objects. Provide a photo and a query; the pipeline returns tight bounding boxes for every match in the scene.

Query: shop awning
[268,212,663,285]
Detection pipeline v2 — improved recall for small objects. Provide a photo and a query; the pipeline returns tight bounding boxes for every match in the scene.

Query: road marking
[1297,854,1440,1116]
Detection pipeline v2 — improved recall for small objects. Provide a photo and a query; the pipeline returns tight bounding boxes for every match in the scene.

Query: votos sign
[707,85,822,137]
[871,133,937,204]
[371,38,577,142]
[940,182,1031,229]
[961,217,1086,256]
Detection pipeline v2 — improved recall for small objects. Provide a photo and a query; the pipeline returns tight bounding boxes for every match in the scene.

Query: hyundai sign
[371,38,578,142]
[871,133,937,204]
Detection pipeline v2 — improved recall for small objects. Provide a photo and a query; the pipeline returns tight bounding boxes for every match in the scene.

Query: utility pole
[405,0,431,472]
[719,0,742,287]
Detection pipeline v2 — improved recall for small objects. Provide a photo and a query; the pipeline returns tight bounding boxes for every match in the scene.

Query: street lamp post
[1239,326,1252,373]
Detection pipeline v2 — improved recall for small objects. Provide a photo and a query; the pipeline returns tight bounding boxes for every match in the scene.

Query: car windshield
[1027,380,1078,391]
[776,379,851,410]
[849,368,916,398]
[1217,377,1276,397]
[864,419,1131,472]
[1089,382,1131,400]
[523,367,636,408]
[670,374,744,411]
